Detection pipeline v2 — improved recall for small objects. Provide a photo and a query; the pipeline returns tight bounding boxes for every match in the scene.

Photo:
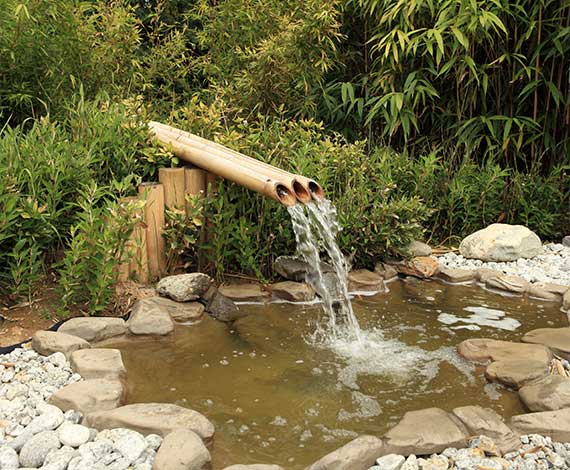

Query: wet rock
[219,284,269,302]
[273,256,332,282]
[406,241,432,257]
[437,267,476,283]
[58,317,126,343]
[459,224,543,262]
[143,297,204,323]
[563,289,570,312]
[511,408,570,441]
[519,375,570,411]
[270,281,315,302]
[70,349,127,381]
[19,430,61,467]
[526,285,561,301]
[306,435,384,470]
[535,282,568,297]
[57,424,90,448]
[49,379,124,415]
[203,287,246,322]
[521,327,570,360]
[476,268,500,283]
[374,263,398,282]
[484,359,549,389]
[391,257,439,279]
[347,270,385,292]
[457,339,552,365]
[222,466,283,470]
[31,331,91,359]
[127,298,174,336]
[152,429,211,470]
[321,272,343,300]
[451,406,519,455]
[157,273,212,302]
[485,274,529,294]
[83,403,215,444]
[374,453,405,470]
[0,445,19,470]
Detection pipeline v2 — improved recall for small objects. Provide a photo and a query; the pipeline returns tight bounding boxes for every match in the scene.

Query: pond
[106,279,566,469]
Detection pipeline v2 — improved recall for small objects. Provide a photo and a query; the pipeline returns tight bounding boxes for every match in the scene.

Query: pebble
[57,424,90,448]
[0,445,19,470]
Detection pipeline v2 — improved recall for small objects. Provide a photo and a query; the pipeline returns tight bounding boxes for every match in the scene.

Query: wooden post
[138,182,166,280]
[206,172,219,196]
[184,165,207,200]
[159,167,186,210]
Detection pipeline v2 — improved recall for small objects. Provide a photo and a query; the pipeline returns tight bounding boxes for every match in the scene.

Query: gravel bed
[438,243,570,286]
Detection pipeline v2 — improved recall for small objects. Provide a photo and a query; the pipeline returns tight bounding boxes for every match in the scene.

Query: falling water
[287,200,362,343]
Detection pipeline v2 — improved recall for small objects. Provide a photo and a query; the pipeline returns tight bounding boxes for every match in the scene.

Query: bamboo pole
[138,182,166,279]
[159,167,186,210]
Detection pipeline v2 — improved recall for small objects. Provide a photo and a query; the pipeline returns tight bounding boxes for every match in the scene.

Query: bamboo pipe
[149,126,297,206]
[159,168,186,210]
[138,182,166,279]
[150,122,320,202]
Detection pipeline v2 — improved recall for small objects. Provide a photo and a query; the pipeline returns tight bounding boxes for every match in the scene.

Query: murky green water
[107,280,567,469]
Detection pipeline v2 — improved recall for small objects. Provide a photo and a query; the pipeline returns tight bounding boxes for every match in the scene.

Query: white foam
[437,306,521,331]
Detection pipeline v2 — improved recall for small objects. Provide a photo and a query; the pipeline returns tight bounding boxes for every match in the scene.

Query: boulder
[457,339,551,365]
[143,296,204,323]
[128,298,174,335]
[270,281,315,302]
[383,408,468,455]
[459,224,542,262]
[32,331,91,358]
[157,273,212,302]
[219,284,269,302]
[526,285,561,302]
[347,270,385,292]
[406,240,432,257]
[374,263,398,282]
[19,430,61,468]
[58,317,126,343]
[485,275,529,294]
[152,429,211,470]
[49,379,124,415]
[70,349,127,381]
[392,257,439,279]
[202,287,246,322]
[306,435,384,470]
[451,406,519,455]
[437,267,476,283]
[511,408,570,441]
[273,256,332,282]
[83,403,215,444]
[521,327,570,360]
[519,375,570,411]
[484,359,549,389]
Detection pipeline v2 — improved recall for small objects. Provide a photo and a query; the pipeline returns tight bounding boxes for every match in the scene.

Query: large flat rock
[347,270,385,292]
[485,274,529,294]
[306,435,384,470]
[270,281,315,302]
[32,331,91,358]
[383,408,468,455]
[391,257,439,279]
[70,348,126,381]
[457,339,552,365]
[152,429,211,470]
[83,403,215,444]
[519,375,570,412]
[223,466,284,470]
[128,298,175,335]
[142,297,204,323]
[58,317,127,342]
[219,284,269,302]
[484,359,549,389]
[511,408,570,441]
[521,327,570,360]
[273,256,332,282]
[49,379,124,415]
[437,267,476,283]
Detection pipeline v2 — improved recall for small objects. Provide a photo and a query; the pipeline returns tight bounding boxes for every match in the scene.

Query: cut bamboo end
[138,182,166,280]
[159,167,186,210]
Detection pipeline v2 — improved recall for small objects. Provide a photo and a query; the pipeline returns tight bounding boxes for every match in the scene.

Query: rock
[485,274,529,294]
[383,408,468,455]
[57,424,90,448]
[31,331,91,359]
[83,403,214,444]
[459,224,543,262]
[484,359,549,389]
[536,282,568,296]
[452,406,519,455]
[400,455,418,470]
[26,404,64,434]
[42,445,76,470]
[152,429,211,470]
[96,428,147,464]
[203,287,246,322]
[49,379,124,415]
[306,435,384,470]
[0,445,19,470]
[127,299,174,336]
[511,408,570,441]
[374,454,405,470]
[564,289,570,312]
[273,256,332,282]
[58,318,126,343]
[222,466,283,470]
[19,431,61,468]
[143,297,204,323]
[526,285,561,301]
[522,327,570,360]
[70,349,127,381]
[392,257,439,279]
[347,270,385,292]
[407,241,432,257]
[270,281,315,302]
[519,375,570,411]
[374,263,398,282]
[321,272,343,300]
[218,284,269,302]
[563,236,570,247]
[457,339,552,365]
[156,273,212,302]
[437,267,476,283]
[476,268,500,283]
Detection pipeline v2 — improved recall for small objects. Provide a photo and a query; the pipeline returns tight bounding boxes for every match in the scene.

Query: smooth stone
[511,408,570,441]
[306,435,384,470]
[202,287,246,322]
[19,431,61,468]
[375,454,405,470]
[70,349,126,381]
[58,318,126,343]
[49,379,124,415]
[522,327,570,360]
[0,445,19,470]
[374,263,398,282]
[152,429,211,470]
[156,273,212,302]
[484,359,549,389]
[347,270,385,292]
[25,405,64,434]
[383,408,468,455]
[459,224,543,262]
[273,256,332,282]
[95,428,147,464]
[219,284,269,302]
[31,331,91,359]
[270,281,315,302]
[128,299,174,336]
[57,424,90,448]
[534,282,568,297]
[42,445,76,470]
[457,339,552,365]
[526,285,560,301]
[437,267,476,283]
[519,375,570,411]
[143,297,204,323]
[83,403,214,444]
[476,268,500,283]
[485,274,529,294]
[400,455,418,470]
[451,406,519,455]
[392,257,439,279]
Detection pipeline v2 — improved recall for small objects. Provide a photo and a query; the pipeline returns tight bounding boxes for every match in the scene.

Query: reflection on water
[107,280,566,469]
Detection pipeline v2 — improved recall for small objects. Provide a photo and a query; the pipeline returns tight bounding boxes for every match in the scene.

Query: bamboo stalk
[138,182,166,279]
[159,167,186,210]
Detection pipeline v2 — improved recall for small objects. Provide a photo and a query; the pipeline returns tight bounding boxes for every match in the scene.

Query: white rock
[19,430,61,468]
[25,405,63,434]
[42,445,76,470]
[96,429,147,464]
[376,454,405,470]
[58,424,90,448]
[0,445,19,470]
